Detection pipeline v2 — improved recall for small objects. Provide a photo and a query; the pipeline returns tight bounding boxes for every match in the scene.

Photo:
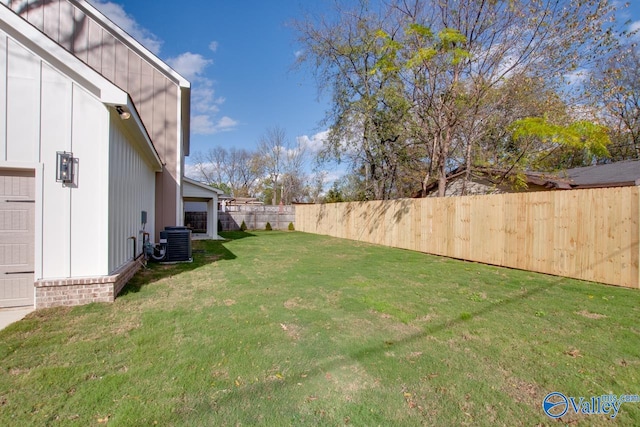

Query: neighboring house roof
[227,197,264,205]
[474,160,640,190]
[183,177,224,198]
[0,3,162,171]
[563,159,640,188]
[423,159,639,197]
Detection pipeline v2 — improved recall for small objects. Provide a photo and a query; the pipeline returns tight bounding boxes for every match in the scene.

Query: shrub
[240,220,247,231]
[265,222,272,231]
[217,219,223,232]
[288,222,295,231]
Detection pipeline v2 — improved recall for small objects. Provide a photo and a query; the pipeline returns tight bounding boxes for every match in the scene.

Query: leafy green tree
[324,182,344,203]
[258,177,278,205]
[295,3,414,200]
[387,0,618,195]
[507,117,610,172]
[296,0,621,197]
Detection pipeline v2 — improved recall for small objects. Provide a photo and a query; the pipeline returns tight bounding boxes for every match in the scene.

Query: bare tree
[588,44,640,161]
[189,146,263,196]
[190,146,227,187]
[309,171,327,203]
[231,148,264,197]
[258,126,289,205]
[282,138,309,203]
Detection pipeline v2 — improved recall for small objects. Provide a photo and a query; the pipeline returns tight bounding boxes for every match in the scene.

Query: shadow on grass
[219,231,257,240]
[119,236,244,296]
[350,279,558,358]
[214,278,563,406]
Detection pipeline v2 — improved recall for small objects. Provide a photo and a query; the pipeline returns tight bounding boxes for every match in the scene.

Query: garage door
[0,169,35,307]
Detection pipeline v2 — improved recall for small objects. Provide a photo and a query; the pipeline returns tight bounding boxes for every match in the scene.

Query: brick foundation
[34,257,143,309]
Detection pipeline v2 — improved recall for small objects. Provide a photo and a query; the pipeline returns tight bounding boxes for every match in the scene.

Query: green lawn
[1,231,639,426]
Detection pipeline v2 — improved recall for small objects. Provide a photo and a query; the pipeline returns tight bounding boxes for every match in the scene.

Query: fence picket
[296,187,640,289]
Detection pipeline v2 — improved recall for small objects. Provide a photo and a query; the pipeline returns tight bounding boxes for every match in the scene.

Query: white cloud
[297,130,329,153]
[324,169,347,185]
[90,1,237,137]
[166,52,212,82]
[191,81,225,114]
[190,115,216,135]
[191,115,238,135]
[630,20,640,36]
[216,116,239,131]
[165,53,240,135]
[89,1,162,54]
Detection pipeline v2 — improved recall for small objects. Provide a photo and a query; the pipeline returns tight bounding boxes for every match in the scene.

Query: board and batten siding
[4,0,188,236]
[108,117,156,273]
[0,26,112,279]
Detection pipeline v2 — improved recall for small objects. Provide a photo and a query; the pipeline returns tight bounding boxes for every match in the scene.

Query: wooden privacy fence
[296,187,640,289]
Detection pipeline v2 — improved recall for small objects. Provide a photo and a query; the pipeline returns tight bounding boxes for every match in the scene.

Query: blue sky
[88,0,332,170]
[88,0,640,179]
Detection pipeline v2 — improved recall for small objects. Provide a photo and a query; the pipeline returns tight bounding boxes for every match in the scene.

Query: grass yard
[1,231,639,426]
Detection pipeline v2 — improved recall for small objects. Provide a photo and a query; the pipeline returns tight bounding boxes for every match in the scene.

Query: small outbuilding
[183,178,224,240]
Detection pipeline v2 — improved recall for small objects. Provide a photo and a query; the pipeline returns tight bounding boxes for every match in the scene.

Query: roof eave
[572,181,638,189]
[106,98,163,172]
[183,177,224,195]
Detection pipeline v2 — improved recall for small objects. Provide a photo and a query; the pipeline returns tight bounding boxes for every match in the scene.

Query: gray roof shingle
[564,159,640,187]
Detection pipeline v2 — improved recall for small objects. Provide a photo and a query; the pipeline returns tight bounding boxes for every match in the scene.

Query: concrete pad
[0,306,34,331]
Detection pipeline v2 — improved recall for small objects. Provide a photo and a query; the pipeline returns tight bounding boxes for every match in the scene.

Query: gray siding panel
[139,60,154,121]
[43,0,61,43]
[100,29,115,81]
[71,6,88,63]
[114,38,128,89]
[87,19,102,71]
[25,1,44,31]
[127,49,141,103]
[57,0,74,50]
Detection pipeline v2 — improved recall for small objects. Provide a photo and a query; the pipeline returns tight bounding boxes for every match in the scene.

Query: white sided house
[0,1,191,309]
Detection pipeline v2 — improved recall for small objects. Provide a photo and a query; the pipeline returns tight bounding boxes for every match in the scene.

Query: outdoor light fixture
[56,151,74,183]
[116,106,131,120]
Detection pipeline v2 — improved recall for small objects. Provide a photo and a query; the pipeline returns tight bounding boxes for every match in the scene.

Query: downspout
[128,236,136,259]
